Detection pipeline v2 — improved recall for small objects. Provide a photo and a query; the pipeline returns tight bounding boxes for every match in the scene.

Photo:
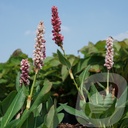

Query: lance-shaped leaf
[57,50,71,69]
[1,88,26,128]
[45,105,59,128]
[0,91,17,116]
[17,79,52,127]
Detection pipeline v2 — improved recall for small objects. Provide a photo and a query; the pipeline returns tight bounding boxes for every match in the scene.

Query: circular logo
[75,73,127,127]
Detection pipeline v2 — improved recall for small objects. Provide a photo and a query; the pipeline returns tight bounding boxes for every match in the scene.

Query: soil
[57,110,89,128]
[57,123,87,128]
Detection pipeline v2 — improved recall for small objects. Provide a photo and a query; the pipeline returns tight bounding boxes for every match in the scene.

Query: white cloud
[113,31,128,41]
[24,30,35,36]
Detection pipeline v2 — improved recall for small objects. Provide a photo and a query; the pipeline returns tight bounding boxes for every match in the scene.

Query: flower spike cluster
[104,36,114,70]
[20,59,30,86]
[33,21,46,71]
[51,6,64,47]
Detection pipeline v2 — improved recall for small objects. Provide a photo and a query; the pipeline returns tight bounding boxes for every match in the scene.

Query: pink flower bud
[51,6,64,47]
[33,21,46,71]
[104,36,114,70]
[20,59,30,86]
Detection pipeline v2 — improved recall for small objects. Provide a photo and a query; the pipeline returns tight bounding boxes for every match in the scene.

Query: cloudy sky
[0,0,128,62]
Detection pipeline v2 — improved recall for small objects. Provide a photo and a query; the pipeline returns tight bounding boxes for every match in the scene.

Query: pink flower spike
[20,59,30,86]
[104,36,114,70]
[51,6,64,47]
[33,21,46,71]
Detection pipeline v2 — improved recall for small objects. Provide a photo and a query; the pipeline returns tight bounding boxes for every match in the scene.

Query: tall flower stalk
[51,6,65,54]
[26,21,46,109]
[51,6,85,101]
[104,36,114,95]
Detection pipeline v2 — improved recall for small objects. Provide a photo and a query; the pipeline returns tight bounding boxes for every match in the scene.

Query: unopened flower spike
[104,36,114,95]
[20,59,30,86]
[104,36,114,70]
[51,6,64,48]
[33,21,46,72]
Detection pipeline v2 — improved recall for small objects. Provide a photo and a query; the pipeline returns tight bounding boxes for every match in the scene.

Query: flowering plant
[0,5,128,128]
[0,21,64,128]
[59,36,128,127]
[50,6,128,128]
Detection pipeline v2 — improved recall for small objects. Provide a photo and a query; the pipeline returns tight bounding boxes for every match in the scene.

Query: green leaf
[31,79,52,111]
[79,65,90,92]
[116,88,127,107]
[88,103,108,118]
[1,88,26,127]
[89,84,104,105]
[57,105,63,113]
[57,50,71,69]
[61,65,69,81]
[37,124,48,128]
[44,57,60,67]
[4,119,20,128]
[1,91,17,116]
[103,93,115,106]
[106,88,128,125]
[119,118,128,128]
[89,64,101,72]
[57,113,64,123]
[114,40,121,52]
[17,109,30,128]
[46,97,54,111]
[94,40,106,52]
[15,72,21,92]
[74,58,89,74]
[17,79,52,127]
[45,105,58,128]
[100,98,116,118]
[44,104,60,128]
[0,79,8,84]
[84,102,91,116]
[41,103,47,122]
[96,82,105,89]
[21,112,36,128]
[22,84,29,97]
[67,55,79,67]
[76,117,89,126]
[43,70,58,77]
[79,42,98,56]
[60,103,89,120]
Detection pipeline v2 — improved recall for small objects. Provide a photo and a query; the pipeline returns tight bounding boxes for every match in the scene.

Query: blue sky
[0,0,128,62]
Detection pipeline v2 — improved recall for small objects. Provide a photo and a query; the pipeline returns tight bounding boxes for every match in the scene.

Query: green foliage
[1,88,26,127]
[57,50,71,70]
[79,39,128,80]
[0,49,32,101]
[1,39,128,127]
[61,84,128,127]
[0,78,63,128]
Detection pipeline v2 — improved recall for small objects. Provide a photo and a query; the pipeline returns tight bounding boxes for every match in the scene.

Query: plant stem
[30,70,38,97]
[26,69,38,109]
[106,70,110,95]
[60,45,66,56]
[54,98,57,109]
[69,69,85,102]
[60,45,85,101]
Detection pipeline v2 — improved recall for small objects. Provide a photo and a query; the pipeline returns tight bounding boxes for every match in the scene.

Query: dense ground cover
[0,39,128,127]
